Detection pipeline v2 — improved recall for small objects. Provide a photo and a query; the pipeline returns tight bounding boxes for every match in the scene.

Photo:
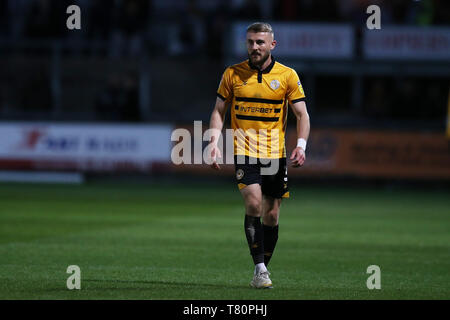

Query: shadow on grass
[80,279,251,290]
[25,279,272,297]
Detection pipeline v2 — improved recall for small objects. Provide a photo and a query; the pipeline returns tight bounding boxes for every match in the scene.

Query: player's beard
[248,50,270,69]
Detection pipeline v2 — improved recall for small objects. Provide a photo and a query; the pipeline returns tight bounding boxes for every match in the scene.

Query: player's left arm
[289,100,310,167]
[286,68,310,167]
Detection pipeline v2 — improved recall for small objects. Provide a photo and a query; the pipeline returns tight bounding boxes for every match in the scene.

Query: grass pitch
[0,179,449,300]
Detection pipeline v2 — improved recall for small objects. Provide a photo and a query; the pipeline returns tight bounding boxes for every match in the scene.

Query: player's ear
[271,39,276,50]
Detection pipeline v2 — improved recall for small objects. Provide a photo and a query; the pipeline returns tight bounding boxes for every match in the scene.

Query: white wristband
[297,138,307,151]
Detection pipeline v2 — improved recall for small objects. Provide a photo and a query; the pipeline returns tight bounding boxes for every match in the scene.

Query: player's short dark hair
[246,22,274,37]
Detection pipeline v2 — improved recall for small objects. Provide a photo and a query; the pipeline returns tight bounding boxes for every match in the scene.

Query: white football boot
[250,271,273,289]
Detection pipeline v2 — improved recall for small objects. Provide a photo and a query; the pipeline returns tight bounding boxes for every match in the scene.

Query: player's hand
[290,147,306,167]
[210,145,222,170]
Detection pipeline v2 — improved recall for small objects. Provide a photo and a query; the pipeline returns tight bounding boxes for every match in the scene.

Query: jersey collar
[248,55,276,74]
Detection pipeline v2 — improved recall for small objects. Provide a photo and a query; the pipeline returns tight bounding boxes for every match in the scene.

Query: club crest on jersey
[298,81,305,95]
[236,169,244,180]
[270,79,280,90]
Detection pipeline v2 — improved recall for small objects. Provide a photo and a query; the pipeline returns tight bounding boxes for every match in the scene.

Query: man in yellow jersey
[208,22,310,288]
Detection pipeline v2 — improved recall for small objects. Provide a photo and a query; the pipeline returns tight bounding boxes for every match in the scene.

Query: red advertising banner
[173,126,450,180]
[286,129,450,179]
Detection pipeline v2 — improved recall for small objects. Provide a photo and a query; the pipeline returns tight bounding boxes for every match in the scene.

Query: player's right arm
[209,68,233,170]
[208,97,228,170]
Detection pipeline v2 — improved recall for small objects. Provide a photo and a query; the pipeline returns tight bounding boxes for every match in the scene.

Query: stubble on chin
[249,52,269,68]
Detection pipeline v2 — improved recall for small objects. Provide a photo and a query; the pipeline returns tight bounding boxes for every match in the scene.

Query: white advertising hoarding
[232,22,354,59]
[363,27,450,60]
[0,122,173,171]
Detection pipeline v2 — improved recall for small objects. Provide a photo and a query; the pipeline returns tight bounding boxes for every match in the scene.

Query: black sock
[263,224,279,266]
[244,215,264,265]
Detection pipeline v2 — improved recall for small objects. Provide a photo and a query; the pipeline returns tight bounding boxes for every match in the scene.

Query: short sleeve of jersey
[217,67,233,102]
[286,69,306,104]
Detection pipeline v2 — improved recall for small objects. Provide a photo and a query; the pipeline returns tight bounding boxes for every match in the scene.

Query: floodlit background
[0,0,449,300]
[0,0,449,179]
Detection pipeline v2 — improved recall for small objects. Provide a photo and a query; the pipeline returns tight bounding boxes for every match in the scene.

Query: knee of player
[264,209,279,226]
[246,200,262,216]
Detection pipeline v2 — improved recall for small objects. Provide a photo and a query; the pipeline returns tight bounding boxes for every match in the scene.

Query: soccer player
[208,22,310,288]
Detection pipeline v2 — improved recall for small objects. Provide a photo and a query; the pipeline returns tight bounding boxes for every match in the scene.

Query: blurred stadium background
[0,0,449,300]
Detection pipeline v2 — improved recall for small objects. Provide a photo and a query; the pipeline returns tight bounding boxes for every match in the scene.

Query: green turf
[0,180,449,300]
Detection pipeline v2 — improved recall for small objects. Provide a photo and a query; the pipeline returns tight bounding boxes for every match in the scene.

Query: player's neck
[251,54,273,72]
[260,55,273,72]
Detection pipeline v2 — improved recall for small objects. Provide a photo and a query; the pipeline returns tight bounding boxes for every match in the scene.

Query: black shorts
[234,155,289,199]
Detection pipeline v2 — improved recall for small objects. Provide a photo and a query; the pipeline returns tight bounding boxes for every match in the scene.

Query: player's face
[246,32,276,67]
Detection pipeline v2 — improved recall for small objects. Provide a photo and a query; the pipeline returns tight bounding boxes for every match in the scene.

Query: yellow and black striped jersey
[217,57,306,159]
